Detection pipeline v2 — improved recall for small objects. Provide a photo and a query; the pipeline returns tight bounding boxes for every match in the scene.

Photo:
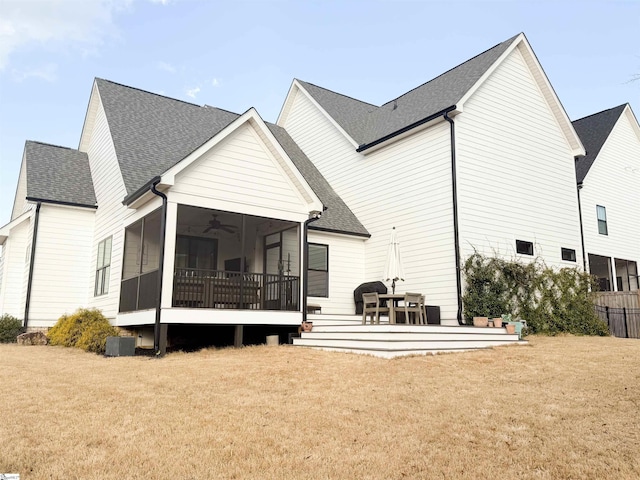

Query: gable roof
[95,79,368,237]
[295,34,520,148]
[572,104,627,183]
[24,141,96,207]
[267,123,369,236]
[95,78,240,198]
[290,33,584,156]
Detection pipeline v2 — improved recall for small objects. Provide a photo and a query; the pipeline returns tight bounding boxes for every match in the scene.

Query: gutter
[576,180,587,271]
[302,211,323,323]
[308,225,370,239]
[356,105,457,153]
[25,197,97,210]
[443,112,464,326]
[149,179,168,356]
[122,176,161,206]
[23,202,42,329]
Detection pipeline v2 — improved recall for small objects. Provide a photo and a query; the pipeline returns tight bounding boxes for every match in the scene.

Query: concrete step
[292,324,524,358]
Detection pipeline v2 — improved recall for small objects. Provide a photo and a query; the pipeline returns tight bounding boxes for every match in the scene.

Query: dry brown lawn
[1,336,639,479]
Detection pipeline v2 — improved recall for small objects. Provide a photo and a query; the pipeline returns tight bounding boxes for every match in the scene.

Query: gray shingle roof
[95,79,368,237]
[572,104,627,183]
[95,78,240,197]
[24,141,96,207]
[297,33,520,148]
[267,123,369,237]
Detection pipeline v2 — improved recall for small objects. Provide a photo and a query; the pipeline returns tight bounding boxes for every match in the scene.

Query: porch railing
[173,268,299,311]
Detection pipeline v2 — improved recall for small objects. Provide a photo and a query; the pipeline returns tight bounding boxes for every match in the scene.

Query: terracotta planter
[473,316,489,327]
[492,318,502,328]
[505,323,516,334]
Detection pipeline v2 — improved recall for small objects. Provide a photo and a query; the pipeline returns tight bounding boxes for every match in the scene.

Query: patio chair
[362,292,389,324]
[403,293,425,325]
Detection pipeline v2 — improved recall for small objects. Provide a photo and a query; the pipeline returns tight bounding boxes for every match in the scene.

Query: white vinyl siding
[308,231,365,315]
[170,122,311,221]
[27,205,95,327]
[84,95,129,319]
[283,88,458,320]
[0,218,30,319]
[580,107,640,283]
[456,46,583,269]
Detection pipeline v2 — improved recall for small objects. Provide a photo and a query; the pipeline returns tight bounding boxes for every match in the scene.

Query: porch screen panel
[122,221,142,280]
[119,209,163,313]
[141,209,161,274]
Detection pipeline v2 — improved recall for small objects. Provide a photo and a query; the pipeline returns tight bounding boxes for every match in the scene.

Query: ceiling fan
[203,214,237,234]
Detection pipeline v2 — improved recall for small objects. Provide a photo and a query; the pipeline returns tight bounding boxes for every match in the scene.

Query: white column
[161,201,178,309]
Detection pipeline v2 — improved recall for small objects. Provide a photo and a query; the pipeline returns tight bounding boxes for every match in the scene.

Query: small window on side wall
[307,243,328,297]
[561,248,576,262]
[95,236,112,296]
[596,205,608,235]
[516,240,534,256]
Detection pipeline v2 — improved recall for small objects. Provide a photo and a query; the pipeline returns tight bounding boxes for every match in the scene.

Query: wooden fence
[595,305,640,339]
[594,291,640,309]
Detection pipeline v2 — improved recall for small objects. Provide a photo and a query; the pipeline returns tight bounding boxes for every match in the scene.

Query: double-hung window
[596,205,608,235]
[95,237,112,296]
[307,243,328,297]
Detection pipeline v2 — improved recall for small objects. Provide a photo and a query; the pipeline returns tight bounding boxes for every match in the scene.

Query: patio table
[378,293,406,324]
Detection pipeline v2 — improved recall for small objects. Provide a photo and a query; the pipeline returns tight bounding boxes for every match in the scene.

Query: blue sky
[1,0,638,226]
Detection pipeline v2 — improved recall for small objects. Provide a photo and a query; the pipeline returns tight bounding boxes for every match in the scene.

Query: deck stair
[293,323,524,358]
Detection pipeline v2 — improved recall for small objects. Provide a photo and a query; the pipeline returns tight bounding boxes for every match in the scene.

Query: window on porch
[588,254,613,292]
[614,258,639,292]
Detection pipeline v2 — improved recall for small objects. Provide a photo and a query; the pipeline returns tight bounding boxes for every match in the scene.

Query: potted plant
[472,316,489,327]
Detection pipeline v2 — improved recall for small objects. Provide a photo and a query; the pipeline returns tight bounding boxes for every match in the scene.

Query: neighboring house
[0,79,368,349]
[572,104,640,292]
[279,32,585,323]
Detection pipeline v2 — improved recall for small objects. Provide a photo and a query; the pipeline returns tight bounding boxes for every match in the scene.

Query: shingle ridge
[203,105,242,115]
[297,79,380,108]
[572,103,627,124]
[26,140,81,151]
[95,77,203,109]
[380,33,521,108]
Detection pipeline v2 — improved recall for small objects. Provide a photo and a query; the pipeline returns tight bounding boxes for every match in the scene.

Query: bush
[48,308,118,353]
[0,314,24,343]
[462,253,609,336]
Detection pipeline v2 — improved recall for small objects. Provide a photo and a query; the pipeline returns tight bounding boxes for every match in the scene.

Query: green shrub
[0,314,24,343]
[48,308,118,353]
[462,253,609,336]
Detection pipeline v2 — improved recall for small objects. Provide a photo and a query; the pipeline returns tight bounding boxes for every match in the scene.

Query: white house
[0,79,369,351]
[278,32,586,324]
[572,104,640,292]
[1,32,636,352]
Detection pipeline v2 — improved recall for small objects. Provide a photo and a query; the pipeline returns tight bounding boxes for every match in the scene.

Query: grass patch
[1,336,639,479]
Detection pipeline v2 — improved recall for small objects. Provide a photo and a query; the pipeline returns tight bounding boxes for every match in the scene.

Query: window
[516,240,533,256]
[561,248,576,262]
[175,235,218,271]
[597,205,608,235]
[95,237,112,296]
[307,243,328,297]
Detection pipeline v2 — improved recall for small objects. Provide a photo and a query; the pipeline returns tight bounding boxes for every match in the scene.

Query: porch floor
[293,320,525,358]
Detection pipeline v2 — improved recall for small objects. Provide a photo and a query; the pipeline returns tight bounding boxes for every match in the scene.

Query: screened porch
[119,204,302,313]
